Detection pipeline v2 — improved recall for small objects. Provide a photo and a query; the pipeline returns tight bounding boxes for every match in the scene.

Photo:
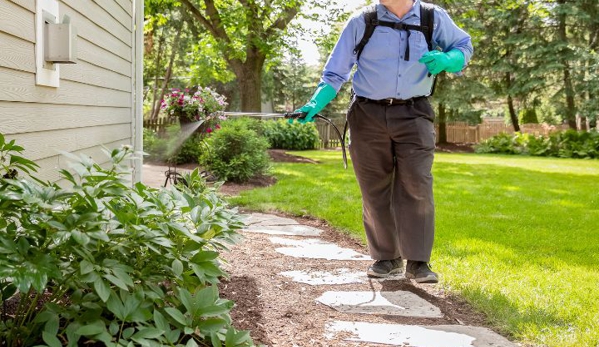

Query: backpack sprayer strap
[354,3,437,95]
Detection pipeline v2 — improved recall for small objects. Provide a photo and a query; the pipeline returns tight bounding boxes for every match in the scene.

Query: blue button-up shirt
[322,1,473,100]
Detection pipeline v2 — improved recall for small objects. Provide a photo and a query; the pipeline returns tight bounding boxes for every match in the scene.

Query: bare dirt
[212,144,508,346]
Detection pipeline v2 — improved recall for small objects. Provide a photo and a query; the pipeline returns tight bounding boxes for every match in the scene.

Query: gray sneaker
[367,258,403,278]
[405,261,438,283]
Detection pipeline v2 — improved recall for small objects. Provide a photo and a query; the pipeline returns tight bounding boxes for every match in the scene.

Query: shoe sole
[366,268,404,278]
[405,273,438,283]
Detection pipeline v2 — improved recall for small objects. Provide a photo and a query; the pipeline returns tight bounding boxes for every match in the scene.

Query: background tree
[145,1,201,119]
[262,42,316,112]
[178,0,303,111]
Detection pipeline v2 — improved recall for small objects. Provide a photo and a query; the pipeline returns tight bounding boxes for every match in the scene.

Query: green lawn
[229,150,599,347]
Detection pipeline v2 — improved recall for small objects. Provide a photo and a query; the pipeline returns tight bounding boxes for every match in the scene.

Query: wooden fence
[435,122,570,144]
[315,121,345,149]
[316,121,570,148]
[144,118,177,136]
[144,116,571,149]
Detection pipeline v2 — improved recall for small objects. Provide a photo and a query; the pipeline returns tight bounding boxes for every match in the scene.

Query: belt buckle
[387,98,394,105]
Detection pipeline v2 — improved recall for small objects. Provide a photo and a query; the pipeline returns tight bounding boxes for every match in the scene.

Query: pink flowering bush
[161,86,228,133]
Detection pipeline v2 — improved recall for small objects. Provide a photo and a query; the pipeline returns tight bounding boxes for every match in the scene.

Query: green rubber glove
[418,49,465,75]
[293,82,337,124]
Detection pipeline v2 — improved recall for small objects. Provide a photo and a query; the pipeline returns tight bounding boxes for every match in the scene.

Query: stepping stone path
[221,213,517,346]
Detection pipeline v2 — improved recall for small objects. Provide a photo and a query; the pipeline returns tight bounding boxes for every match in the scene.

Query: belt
[357,96,426,106]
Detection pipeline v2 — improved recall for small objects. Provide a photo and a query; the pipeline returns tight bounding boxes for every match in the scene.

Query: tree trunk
[151,28,182,120]
[583,4,598,131]
[149,33,165,120]
[507,95,520,132]
[562,64,577,130]
[505,71,520,132]
[557,0,577,130]
[237,68,263,112]
[179,0,298,113]
[230,50,265,112]
[437,103,447,144]
[580,115,587,131]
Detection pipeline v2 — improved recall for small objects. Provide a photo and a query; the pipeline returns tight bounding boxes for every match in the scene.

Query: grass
[229,150,599,347]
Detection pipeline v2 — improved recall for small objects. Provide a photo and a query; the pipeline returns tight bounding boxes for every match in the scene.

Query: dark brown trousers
[347,97,436,262]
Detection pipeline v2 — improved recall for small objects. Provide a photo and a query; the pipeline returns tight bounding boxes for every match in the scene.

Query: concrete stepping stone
[269,237,370,261]
[280,268,366,285]
[242,213,299,226]
[325,321,517,347]
[316,291,443,318]
[280,268,405,285]
[244,224,323,236]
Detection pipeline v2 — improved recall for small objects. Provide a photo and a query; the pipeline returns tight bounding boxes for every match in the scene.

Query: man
[296,0,473,283]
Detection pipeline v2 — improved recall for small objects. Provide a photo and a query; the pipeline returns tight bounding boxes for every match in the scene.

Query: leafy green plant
[0,134,254,346]
[0,135,39,179]
[474,132,516,154]
[199,124,271,183]
[263,120,320,150]
[220,117,265,136]
[174,133,209,164]
[474,130,599,159]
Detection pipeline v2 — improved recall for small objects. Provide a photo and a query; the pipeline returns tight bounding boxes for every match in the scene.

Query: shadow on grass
[458,285,575,343]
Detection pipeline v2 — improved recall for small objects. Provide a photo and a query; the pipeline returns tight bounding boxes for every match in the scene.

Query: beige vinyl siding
[7,0,34,13]
[91,0,132,30]
[0,67,131,106]
[0,0,134,183]
[0,102,130,134]
[60,4,131,62]
[78,37,132,77]
[0,31,35,72]
[114,0,132,16]
[0,1,35,43]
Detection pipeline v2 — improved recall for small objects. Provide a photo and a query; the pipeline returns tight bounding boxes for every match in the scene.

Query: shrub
[519,108,539,124]
[474,130,599,159]
[199,123,271,183]
[474,132,518,154]
[173,133,207,164]
[144,125,208,165]
[262,120,320,150]
[0,134,254,347]
[221,117,265,136]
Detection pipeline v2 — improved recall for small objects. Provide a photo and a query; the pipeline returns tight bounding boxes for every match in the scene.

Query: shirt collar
[377,0,420,21]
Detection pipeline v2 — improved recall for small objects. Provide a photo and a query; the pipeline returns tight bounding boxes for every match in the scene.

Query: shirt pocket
[360,28,397,60]
[409,31,429,61]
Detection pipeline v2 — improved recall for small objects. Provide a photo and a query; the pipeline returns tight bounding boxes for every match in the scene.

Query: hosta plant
[0,133,254,347]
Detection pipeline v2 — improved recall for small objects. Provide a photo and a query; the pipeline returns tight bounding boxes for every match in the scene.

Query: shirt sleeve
[320,15,362,92]
[433,7,474,71]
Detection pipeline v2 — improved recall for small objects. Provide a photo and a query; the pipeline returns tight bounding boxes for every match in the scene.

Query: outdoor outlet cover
[36,0,60,87]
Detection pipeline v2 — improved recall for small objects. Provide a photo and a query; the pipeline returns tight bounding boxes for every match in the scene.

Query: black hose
[284,112,348,169]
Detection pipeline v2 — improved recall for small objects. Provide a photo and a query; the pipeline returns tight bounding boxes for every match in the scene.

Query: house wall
[0,0,135,183]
